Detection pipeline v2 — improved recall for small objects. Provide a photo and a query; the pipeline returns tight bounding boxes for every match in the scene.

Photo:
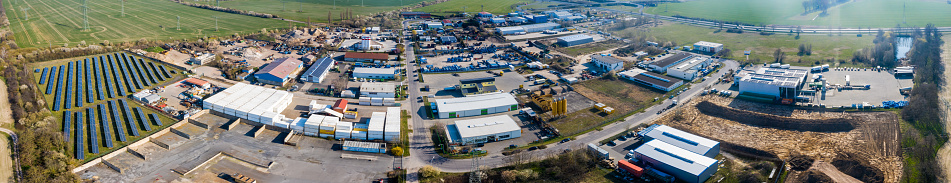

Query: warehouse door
[448,112,456,118]
[481,109,488,115]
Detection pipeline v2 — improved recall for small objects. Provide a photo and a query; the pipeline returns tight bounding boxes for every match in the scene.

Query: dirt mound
[798,170,835,183]
[831,153,885,183]
[788,155,815,171]
[695,101,855,132]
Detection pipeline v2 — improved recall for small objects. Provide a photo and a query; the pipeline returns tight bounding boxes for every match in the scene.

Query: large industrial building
[344,52,389,62]
[446,115,522,145]
[202,83,293,125]
[353,67,398,79]
[556,34,594,47]
[637,124,720,158]
[254,57,303,86]
[634,140,719,183]
[693,41,724,53]
[434,93,518,119]
[735,67,809,99]
[618,68,684,91]
[648,53,694,73]
[591,55,625,72]
[360,82,396,98]
[495,23,560,35]
[666,56,711,81]
[301,57,335,83]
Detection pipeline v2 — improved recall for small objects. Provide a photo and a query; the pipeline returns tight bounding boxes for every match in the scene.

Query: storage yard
[29,53,184,161]
[653,96,899,182]
[80,112,395,182]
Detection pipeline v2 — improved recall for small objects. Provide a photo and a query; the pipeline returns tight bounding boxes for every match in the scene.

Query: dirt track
[0,79,15,182]
[656,96,901,182]
[936,35,951,182]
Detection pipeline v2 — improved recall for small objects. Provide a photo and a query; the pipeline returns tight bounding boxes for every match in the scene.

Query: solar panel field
[3,0,294,48]
[33,53,183,161]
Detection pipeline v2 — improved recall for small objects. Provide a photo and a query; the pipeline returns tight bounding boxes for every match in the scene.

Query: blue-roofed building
[254,57,303,86]
[634,140,719,183]
[301,57,336,83]
[637,124,720,158]
[532,15,549,23]
[509,17,528,23]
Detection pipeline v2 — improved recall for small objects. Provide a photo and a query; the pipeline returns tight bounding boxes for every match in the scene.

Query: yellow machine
[530,91,567,116]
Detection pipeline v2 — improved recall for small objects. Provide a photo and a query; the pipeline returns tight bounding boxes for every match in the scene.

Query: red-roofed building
[344,52,389,62]
[254,57,303,86]
[333,99,348,113]
[184,78,211,89]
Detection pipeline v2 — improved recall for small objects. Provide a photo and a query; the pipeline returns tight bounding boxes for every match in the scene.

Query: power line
[20,8,29,20]
[121,0,125,17]
[82,0,89,31]
[213,16,218,31]
[177,16,181,30]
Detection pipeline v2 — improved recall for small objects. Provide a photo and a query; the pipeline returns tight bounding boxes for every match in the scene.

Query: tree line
[898,24,944,183]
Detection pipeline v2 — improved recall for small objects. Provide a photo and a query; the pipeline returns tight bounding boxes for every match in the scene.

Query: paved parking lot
[82,113,395,183]
[805,69,912,107]
[420,71,535,98]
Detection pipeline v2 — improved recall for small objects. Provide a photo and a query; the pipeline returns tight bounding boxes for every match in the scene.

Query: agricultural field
[4,0,291,48]
[519,1,561,10]
[414,0,532,16]
[191,0,435,23]
[612,23,874,67]
[31,52,184,162]
[601,5,640,12]
[644,0,951,27]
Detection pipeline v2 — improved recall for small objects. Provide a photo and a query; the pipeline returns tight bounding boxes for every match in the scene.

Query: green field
[4,0,291,48]
[602,5,640,12]
[414,0,532,16]
[645,0,951,27]
[31,53,185,162]
[613,23,874,67]
[192,0,434,23]
[519,1,560,10]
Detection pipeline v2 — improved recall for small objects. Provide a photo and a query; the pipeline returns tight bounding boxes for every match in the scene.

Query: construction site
[653,95,900,183]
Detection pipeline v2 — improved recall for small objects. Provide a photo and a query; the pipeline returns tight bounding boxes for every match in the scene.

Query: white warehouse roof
[434,93,518,113]
[694,41,723,47]
[360,82,395,93]
[635,140,718,176]
[637,124,719,156]
[452,115,520,139]
[557,34,593,43]
[670,57,709,72]
[353,67,397,75]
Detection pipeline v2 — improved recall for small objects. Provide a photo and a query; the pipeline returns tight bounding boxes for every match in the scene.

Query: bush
[420,165,441,178]
[391,146,404,156]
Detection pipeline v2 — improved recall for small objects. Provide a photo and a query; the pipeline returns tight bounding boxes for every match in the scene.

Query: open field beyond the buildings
[518,1,561,10]
[30,53,184,162]
[644,0,951,27]
[655,96,900,183]
[549,78,663,135]
[192,0,434,23]
[4,0,291,48]
[413,0,532,16]
[552,39,624,57]
[612,23,874,67]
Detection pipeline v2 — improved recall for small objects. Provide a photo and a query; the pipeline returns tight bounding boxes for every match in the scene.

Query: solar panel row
[120,53,144,90]
[97,104,113,148]
[39,67,49,84]
[93,58,105,101]
[52,66,64,111]
[75,60,84,107]
[87,108,98,154]
[108,54,132,95]
[148,62,165,81]
[98,56,116,98]
[132,107,151,131]
[75,111,84,160]
[63,111,71,142]
[45,67,57,94]
[137,58,157,84]
[84,59,94,103]
[158,65,171,78]
[64,62,73,109]
[149,113,163,126]
[109,100,133,138]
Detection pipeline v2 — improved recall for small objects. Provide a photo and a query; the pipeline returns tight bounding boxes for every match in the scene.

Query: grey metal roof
[435,93,517,113]
[635,140,718,176]
[302,57,334,79]
[452,115,521,139]
[639,124,719,156]
[633,72,682,88]
[591,55,624,65]
[557,34,593,42]
[653,53,693,68]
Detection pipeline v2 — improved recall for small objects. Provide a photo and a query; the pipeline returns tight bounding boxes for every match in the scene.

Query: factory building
[509,17,528,23]
[254,57,303,86]
[360,82,396,98]
[648,53,693,73]
[693,41,724,53]
[637,124,720,158]
[352,67,398,79]
[556,34,594,47]
[634,140,719,183]
[440,36,458,44]
[457,77,498,96]
[496,26,526,35]
[446,115,522,145]
[618,68,684,91]
[735,67,808,100]
[591,55,625,72]
[189,53,215,65]
[490,18,506,24]
[495,23,559,35]
[344,52,389,62]
[301,57,335,83]
[202,83,293,125]
[666,57,711,81]
[424,21,443,29]
[184,78,211,89]
[434,93,518,119]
